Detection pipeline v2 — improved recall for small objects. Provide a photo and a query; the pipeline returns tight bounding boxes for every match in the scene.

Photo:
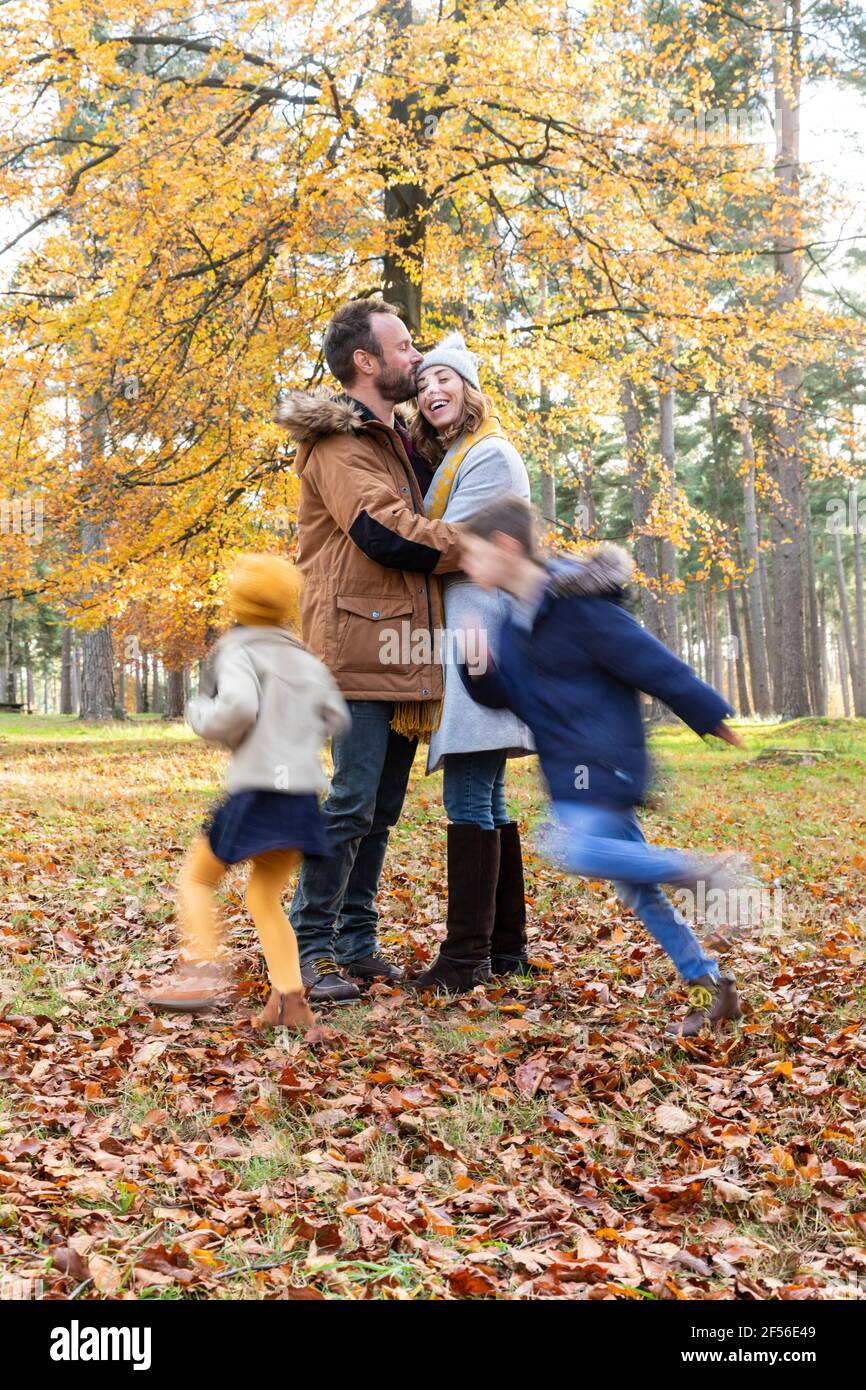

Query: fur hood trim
[273,390,366,444]
[548,542,634,597]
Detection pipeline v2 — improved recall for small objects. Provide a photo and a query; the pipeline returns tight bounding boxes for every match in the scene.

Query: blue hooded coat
[462,545,732,807]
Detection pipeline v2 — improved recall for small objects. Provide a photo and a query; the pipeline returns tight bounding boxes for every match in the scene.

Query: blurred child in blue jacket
[459,494,748,1038]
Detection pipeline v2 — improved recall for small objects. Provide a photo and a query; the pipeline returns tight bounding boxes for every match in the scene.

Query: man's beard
[376,362,418,404]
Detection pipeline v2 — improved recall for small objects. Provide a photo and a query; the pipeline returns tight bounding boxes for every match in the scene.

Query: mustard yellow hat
[226,553,302,628]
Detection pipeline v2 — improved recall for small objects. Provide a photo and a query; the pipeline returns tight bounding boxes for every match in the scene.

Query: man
[274,300,463,1002]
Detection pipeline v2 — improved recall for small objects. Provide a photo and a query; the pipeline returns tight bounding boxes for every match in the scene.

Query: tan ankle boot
[252,988,315,1032]
[144,960,231,1014]
[667,973,742,1039]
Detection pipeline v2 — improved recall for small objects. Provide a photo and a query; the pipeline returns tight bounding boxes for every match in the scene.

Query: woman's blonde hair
[408,381,497,469]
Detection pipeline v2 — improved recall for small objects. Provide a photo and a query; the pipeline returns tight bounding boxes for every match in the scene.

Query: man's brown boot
[666,973,742,1039]
[252,988,316,1032]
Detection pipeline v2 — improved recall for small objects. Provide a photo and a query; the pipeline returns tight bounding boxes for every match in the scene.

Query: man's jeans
[290,701,417,967]
[545,801,718,983]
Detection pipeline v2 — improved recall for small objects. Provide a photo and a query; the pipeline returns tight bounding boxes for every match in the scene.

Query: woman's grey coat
[424,432,534,773]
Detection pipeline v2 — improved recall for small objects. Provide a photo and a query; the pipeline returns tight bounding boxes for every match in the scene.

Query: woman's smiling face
[416,365,465,433]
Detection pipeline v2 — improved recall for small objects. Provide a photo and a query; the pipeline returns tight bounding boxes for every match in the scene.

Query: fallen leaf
[654,1103,698,1136]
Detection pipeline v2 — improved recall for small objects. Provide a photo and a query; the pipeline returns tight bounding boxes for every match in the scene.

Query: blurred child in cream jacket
[144,554,349,1031]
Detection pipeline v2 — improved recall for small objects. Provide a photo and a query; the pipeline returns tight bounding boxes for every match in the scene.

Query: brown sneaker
[144,961,231,1014]
[251,988,316,1032]
[666,973,742,1039]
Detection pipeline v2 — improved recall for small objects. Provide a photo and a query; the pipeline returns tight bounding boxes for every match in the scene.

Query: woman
[408,332,534,994]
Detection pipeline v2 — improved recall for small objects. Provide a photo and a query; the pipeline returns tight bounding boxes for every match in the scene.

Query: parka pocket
[334,595,415,673]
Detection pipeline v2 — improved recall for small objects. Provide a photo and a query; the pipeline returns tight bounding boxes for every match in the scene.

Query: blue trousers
[546,800,719,982]
[442,749,510,829]
[289,701,417,966]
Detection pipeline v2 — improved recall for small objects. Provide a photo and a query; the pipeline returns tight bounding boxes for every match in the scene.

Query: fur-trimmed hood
[274,390,366,445]
[273,390,414,474]
[546,543,634,599]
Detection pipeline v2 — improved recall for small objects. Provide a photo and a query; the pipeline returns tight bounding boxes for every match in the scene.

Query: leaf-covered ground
[1,715,865,1300]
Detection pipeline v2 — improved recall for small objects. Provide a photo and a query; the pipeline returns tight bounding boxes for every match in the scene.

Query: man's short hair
[323,299,399,386]
[464,494,537,556]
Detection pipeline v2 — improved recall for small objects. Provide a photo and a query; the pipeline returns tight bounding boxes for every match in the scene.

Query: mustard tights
[177,836,302,993]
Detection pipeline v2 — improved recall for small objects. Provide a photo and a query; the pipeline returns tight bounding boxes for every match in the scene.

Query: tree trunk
[684,584,695,670]
[539,370,556,524]
[538,277,556,526]
[623,378,661,639]
[80,626,115,720]
[699,586,709,687]
[60,625,75,713]
[3,600,14,703]
[623,377,669,720]
[540,460,556,526]
[724,603,735,707]
[769,0,809,718]
[726,587,751,715]
[78,387,115,720]
[72,639,82,711]
[709,589,723,693]
[739,586,755,709]
[380,0,432,335]
[851,480,866,716]
[803,505,825,715]
[164,666,186,719]
[837,631,852,717]
[762,529,783,711]
[834,529,857,716]
[817,585,829,717]
[117,659,127,719]
[575,442,595,534]
[706,589,716,687]
[658,365,680,658]
[695,584,707,683]
[735,410,772,714]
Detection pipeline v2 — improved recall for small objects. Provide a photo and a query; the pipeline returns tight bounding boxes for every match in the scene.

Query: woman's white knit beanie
[416,331,481,391]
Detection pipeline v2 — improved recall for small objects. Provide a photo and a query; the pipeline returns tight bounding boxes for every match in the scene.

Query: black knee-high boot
[490,821,532,976]
[409,824,500,994]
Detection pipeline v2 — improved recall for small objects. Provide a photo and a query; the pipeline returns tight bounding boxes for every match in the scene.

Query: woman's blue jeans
[442,749,510,830]
[544,800,719,983]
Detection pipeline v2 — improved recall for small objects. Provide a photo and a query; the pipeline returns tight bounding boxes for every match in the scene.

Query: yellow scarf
[426,417,508,520]
[391,419,508,742]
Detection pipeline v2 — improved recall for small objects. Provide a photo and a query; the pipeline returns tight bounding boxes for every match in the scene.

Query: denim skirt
[204,790,328,865]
